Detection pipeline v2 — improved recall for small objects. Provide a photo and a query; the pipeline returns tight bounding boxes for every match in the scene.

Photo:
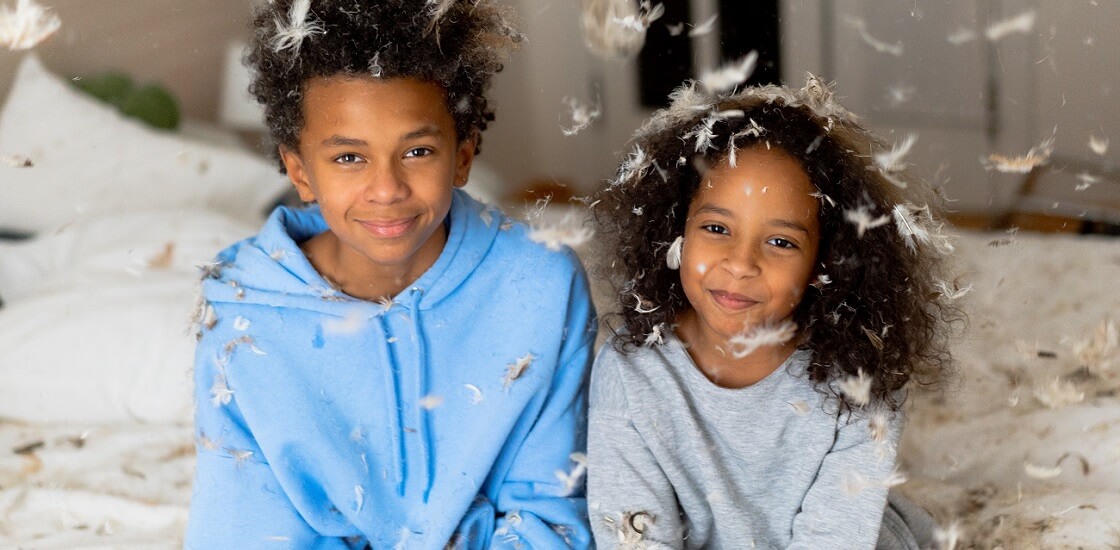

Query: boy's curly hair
[591,76,962,411]
[246,0,522,172]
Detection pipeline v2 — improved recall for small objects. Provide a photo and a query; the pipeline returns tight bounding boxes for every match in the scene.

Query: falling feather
[845,205,891,237]
[687,14,717,37]
[843,468,908,495]
[838,369,872,406]
[561,96,602,136]
[1088,135,1109,155]
[985,10,1036,42]
[232,316,251,331]
[1075,173,1099,191]
[843,16,903,56]
[582,0,661,59]
[933,522,961,550]
[685,113,720,151]
[934,280,973,300]
[665,236,683,269]
[985,137,1053,173]
[699,51,758,94]
[271,0,325,54]
[874,134,918,174]
[727,320,797,359]
[892,203,932,251]
[528,220,594,251]
[0,0,60,50]
[946,27,977,45]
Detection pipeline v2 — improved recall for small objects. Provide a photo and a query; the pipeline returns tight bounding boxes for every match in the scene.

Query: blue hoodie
[186,189,596,549]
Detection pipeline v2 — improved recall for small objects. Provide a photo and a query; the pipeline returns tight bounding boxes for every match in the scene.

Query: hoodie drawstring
[408,287,436,503]
[375,313,407,496]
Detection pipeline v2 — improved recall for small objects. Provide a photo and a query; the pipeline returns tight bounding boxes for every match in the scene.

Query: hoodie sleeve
[483,267,596,549]
[186,313,355,550]
[787,407,902,549]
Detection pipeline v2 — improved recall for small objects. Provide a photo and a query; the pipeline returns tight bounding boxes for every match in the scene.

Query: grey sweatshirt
[587,335,902,549]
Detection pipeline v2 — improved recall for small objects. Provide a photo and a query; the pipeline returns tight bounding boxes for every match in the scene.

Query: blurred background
[1,0,1117,231]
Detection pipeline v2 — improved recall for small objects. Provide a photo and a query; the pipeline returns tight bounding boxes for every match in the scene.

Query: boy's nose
[363,165,409,204]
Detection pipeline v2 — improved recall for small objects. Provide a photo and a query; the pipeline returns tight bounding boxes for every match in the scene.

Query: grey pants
[876,490,939,550]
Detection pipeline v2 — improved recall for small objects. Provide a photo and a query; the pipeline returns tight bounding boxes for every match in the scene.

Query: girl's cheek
[696,263,708,275]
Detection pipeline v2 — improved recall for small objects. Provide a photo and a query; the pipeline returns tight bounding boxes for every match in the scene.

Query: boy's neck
[674,311,799,389]
[299,226,447,303]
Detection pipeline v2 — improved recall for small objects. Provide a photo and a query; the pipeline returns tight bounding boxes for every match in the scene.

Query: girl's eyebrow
[693,204,733,217]
[768,219,811,235]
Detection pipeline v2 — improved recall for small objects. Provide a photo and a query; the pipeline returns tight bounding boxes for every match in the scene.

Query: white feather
[665,236,683,270]
[272,0,325,54]
[843,16,903,56]
[728,320,797,359]
[0,0,61,50]
[838,368,872,406]
[699,51,758,93]
[985,10,1036,42]
[687,14,717,37]
[874,134,918,173]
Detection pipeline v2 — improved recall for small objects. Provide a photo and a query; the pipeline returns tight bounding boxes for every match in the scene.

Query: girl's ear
[279,146,316,203]
[453,133,478,188]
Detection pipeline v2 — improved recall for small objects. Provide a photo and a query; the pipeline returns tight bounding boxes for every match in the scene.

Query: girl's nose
[721,245,762,278]
[363,164,409,205]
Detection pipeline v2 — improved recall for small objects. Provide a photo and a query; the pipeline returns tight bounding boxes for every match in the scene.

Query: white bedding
[0,217,1117,548]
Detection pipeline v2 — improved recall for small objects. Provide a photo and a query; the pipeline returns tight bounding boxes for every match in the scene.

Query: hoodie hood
[204,188,502,313]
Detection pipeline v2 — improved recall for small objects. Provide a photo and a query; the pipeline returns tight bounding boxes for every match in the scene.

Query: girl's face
[280,75,474,285]
[677,145,821,348]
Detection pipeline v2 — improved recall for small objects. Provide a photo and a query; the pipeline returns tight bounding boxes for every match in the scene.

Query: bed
[2,55,1119,549]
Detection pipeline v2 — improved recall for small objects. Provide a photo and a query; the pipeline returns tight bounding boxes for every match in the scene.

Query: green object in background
[72,72,181,131]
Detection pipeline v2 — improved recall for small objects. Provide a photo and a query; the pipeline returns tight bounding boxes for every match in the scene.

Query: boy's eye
[404,147,434,158]
[701,224,729,235]
[768,237,798,249]
[334,153,363,164]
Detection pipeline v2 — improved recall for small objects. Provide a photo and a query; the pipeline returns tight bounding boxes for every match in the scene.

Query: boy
[186,1,595,548]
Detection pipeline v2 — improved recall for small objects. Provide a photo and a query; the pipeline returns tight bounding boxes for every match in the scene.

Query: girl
[587,76,958,549]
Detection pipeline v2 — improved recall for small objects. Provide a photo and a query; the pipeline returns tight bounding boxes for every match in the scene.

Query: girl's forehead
[699,146,814,200]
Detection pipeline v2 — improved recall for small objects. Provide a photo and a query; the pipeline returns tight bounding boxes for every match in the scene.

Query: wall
[0,0,255,122]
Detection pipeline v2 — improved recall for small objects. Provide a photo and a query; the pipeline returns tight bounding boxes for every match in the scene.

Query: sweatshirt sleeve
[484,268,596,549]
[186,317,354,550]
[787,406,903,549]
[586,348,685,550]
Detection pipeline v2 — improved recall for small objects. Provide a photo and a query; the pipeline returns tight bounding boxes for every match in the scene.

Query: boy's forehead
[299,75,455,133]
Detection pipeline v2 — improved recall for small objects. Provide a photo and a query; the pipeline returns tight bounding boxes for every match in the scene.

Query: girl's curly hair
[591,77,962,411]
[246,0,522,172]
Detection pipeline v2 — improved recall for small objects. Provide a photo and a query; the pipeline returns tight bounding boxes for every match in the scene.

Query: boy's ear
[279,145,316,202]
[453,133,478,189]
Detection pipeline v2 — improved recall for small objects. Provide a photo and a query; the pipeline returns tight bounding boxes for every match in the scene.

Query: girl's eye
[768,237,798,249]
[701,224,729,235]
[404,147,434,158]
[334,153,362,164]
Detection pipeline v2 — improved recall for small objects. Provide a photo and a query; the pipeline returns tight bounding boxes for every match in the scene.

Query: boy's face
[677,146,820,349]
[281,75,474,284]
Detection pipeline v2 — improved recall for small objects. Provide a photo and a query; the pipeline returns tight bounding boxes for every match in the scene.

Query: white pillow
[0,54,288,233]
[0,209,257,424]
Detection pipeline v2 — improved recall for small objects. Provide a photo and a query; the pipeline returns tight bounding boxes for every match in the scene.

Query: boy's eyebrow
[401,125,444,141]
[321,135,368,147]
[319,126,444,147]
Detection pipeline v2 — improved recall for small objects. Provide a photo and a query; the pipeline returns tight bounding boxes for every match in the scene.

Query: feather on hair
[272,0,325,55]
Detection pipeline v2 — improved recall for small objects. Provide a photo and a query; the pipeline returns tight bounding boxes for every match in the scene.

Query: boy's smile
[675,146,820,382]
[280,75,475,301]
